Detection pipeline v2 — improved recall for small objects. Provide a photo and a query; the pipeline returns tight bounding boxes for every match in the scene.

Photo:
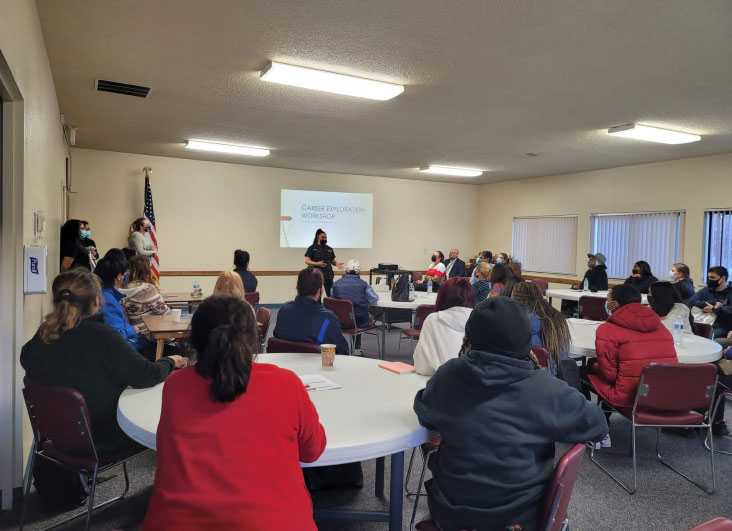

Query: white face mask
[669,270,675,279]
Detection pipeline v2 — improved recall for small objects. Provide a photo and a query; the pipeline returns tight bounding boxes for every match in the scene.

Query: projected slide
[280,189,373,248]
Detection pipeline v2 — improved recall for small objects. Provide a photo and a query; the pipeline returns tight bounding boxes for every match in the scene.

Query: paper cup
[320,344,336,367]
[171,309,182,322]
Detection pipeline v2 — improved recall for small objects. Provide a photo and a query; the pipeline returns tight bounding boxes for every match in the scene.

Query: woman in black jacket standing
[304,229,343,297]
[623,260,658,294]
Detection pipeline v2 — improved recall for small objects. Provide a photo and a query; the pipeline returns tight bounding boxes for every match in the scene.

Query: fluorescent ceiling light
[607,124,701,144]
[261,61,404,101]
[185,140,270,157]
[419,165,484,177]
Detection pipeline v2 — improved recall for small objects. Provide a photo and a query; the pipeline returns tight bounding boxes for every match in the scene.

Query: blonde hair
[213,270,245,299]
[475,262,492,280]
[39,269,101,343]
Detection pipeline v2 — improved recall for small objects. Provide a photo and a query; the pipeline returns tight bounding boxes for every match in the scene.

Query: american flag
[144,175,160,280]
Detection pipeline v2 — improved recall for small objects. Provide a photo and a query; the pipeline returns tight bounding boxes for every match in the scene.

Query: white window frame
[511,215,578,275]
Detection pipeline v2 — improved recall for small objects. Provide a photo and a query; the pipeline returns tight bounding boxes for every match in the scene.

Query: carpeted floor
[3,309,731,530]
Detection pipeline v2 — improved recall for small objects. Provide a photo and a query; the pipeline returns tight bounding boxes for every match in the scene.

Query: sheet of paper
[299,374,342,392]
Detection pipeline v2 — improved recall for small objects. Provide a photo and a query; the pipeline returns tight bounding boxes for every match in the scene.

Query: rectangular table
[546,288,648,305]
[161,291,205,312]
[141,314,191,360]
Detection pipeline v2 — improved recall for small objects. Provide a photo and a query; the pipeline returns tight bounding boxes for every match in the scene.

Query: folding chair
[256,306,272,353]
[244,291,260,309]
[578,295,608,321]
[590,362,717,494]
[398,304,437,357]
[20,382,148,531]
[323,297,380,356]
[530,278,549,296]
[692,321,714,339]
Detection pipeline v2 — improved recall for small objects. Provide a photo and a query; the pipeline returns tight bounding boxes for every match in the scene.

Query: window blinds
[512,216,577,274]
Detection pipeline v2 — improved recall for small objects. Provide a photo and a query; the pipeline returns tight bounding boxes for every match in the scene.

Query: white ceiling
[37,0,732,184]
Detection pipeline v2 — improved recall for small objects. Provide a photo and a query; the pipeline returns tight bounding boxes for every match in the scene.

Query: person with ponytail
[21,269,187,452]
[144,295,326,530]
[128,217,157,257]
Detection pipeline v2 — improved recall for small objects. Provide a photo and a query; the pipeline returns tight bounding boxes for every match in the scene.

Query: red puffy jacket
[588,303,677,407]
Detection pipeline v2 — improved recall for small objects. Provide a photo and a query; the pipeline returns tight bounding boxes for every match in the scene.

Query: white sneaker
[594,434,611,449]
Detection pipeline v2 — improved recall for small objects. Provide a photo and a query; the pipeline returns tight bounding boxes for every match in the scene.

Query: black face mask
[431,255,437,262]
[320,239,327,246]
[708,278,720,290]
[632,268,640,275]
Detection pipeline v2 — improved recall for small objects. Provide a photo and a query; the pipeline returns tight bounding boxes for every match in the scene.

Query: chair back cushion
[540,443,586,531]
[637,362,717,412]
[415,304,437,331]
[578,296,608,321]
[691,321,714,340]
[531,345,551,369]
[530,278,549,295]
[244,291,260,308]
[323,297,355,328]
[256,306,272,341]
[267,337,321,353]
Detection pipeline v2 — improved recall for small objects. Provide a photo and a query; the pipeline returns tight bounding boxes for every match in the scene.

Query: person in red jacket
[588,284,677,409]
[143,295,327,530]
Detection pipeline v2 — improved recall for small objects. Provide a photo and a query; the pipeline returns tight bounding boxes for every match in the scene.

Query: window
[512,216,577,275]
[590,212,682,279]
[703,210,732,277]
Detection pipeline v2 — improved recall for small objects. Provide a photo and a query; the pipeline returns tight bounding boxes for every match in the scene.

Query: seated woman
[213,270,246,299]
[414,278,477,376]
[488,262,511,297]
[588,285,677,410]
[472,262,492,303]
[648,281,693,335]
[95,256,152,355]
[121,255,169,334]
[670,262,695,301]
[623,260,658,294]
[416,251,446,286]
[273,267,350,354]
[143,295,326,530]
[21,269,186,453]
[233,249,258,293]
[414,297,607,531]
[512,282,578,388]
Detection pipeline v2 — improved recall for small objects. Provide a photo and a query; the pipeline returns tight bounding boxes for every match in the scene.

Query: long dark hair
[649,281,682,318]
[500,275,524,297]
[634,260,653,278]
[190,295,259,403]
[490,263,512,285]
[312,229,325,246]
[60,219,82,245]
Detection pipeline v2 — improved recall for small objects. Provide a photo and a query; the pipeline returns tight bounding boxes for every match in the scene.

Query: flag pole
[143,166,152,178]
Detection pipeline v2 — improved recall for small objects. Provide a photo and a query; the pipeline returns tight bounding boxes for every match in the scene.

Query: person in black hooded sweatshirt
[414,296,607,531]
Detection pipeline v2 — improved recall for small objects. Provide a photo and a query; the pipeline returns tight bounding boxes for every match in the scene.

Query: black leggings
[323,277,333,297]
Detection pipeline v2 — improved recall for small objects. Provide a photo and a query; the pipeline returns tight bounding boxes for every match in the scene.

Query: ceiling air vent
[95,79,151,98]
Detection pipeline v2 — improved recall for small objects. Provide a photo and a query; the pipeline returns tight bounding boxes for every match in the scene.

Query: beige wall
[69,148,481,302]
[479,153,732,286]
[0,0,67,508]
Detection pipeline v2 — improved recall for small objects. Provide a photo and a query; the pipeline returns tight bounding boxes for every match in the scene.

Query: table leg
[380,309,387,360]
[389,451,405,531]
[155,339,164,360]
[375,456,385,497]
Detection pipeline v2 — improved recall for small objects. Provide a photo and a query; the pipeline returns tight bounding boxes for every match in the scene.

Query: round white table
[568,318,722,363]
[117,353,430,530]
[371,292,438,359]
[547,288,648,305]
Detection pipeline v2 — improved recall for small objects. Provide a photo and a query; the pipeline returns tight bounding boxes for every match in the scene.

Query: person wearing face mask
[495,252,509,265]
[273,266,350,355]
[60,219,92,272]
[688,266,732,340]
[623,260,658,294]
[304,228,343,297]
[128,217,157,258]
[444,248,466,279]
[79,220,99,262]
[469,251,492,285]
[416,251,446,288]
[669,262,695,301]
[648,281,693,335]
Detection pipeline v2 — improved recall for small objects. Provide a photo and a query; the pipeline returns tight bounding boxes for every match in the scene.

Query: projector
[377,263,398,271]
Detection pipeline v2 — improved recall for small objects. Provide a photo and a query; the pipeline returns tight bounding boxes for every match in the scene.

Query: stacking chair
[705,384,732,456]
[692,321,714,339]
[578,296,608,321]
[398,304,437,357]
[322,297,380,356]
[590,362,717,494]
[266,337,321,353]
[531,345,551,370]
[244,291,260,309]
[414,443,587,531]
[691,518,732,530]
[530,278,549,296]
[255,306,272,353]
[412,271,423,283]
[20,382,148,531]
[406,436,442,529]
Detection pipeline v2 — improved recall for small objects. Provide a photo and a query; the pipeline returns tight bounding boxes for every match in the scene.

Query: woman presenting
[304,229,343,296]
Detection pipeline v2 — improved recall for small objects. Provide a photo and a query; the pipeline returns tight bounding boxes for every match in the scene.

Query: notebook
[378,361,416,375]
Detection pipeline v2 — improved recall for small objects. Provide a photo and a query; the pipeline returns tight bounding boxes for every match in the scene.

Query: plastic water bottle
[672,317,682,345]
[427,279,433,294]
[409,282,415,300]
[583,278,589,292]
[193,280,201,297]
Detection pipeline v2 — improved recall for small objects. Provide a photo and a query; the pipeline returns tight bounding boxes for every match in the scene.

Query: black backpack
[391,274,410,302]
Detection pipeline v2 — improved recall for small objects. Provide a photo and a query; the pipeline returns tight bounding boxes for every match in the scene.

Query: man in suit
[444,248,466,279]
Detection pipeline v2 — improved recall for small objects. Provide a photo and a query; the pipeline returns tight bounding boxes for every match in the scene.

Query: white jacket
[661,303,693,335]
[413,306,472,376]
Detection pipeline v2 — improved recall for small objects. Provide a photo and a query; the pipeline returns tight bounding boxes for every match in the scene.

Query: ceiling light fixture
[607,124,701,144]
[185,140,270,157]
[261,61,404,101]
[419,165,483,177]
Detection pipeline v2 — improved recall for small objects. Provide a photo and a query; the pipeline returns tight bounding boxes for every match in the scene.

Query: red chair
[398,304,437,357]
[691,518,732,530]
[20,382,148,531]
[531,345,551,370]
[590,362,717,494]
[244,291,260,309]
[530,278,549,295]
[323,297,381,356]
[692,321,714,339]
[578,295,608,321]
[415,443,587,531]
[266,337,321,353]
[256,306,272,353]
[412,271,424,283]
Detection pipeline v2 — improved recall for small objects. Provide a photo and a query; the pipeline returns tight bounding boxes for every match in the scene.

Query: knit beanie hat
[465,296,532,359]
